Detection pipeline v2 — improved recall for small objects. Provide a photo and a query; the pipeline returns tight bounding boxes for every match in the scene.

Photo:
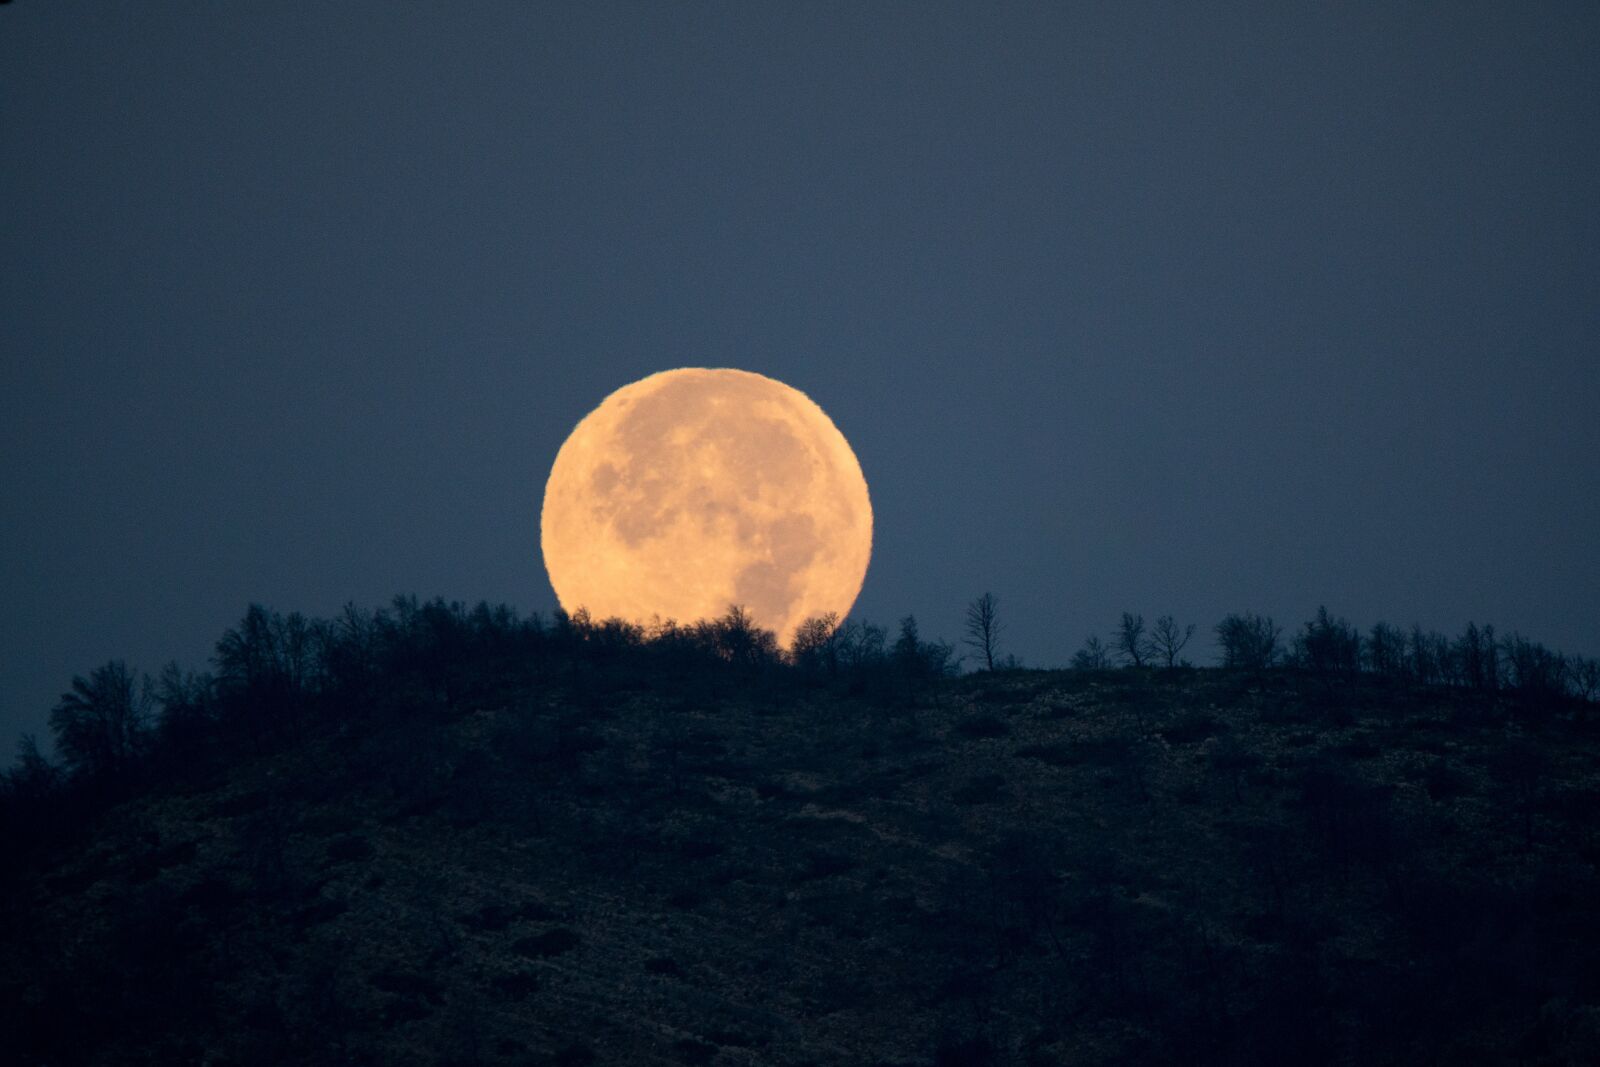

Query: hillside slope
[5,665,1600,1066]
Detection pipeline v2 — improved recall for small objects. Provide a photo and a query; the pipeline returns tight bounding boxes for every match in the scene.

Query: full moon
[540,368,873,647]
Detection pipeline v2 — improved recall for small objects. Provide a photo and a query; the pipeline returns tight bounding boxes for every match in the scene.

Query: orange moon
[540,368,872,647]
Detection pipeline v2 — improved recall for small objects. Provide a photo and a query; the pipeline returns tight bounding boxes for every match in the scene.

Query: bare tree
[1572,657,1600,704]
[49,660,150,781]
[1216,613,1281,672]
[964,593,1005,672]
[1071,636,1112,670]
[7,733,59,803]
[789,612,841,680]
[1364,622,1407,680]
[1294,606,1361,682]
[836,619,886,672]
[709,605,779,667]
[1148,616,1196,668]
[1114,613,1148,668]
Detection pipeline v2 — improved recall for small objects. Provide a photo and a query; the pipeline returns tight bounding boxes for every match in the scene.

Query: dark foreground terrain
[6,651,1600,1065]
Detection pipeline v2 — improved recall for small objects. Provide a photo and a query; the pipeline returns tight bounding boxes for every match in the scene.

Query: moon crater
[541,368,872,646]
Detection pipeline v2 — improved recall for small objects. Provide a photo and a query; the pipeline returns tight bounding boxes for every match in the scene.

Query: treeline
[0,598,961,851]
[5,595,1597,857]
[1074,607,1600,705]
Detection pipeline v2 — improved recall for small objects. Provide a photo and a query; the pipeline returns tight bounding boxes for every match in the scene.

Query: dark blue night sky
[3,2,1597,745]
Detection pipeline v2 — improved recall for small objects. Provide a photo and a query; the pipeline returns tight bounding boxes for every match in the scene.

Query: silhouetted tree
[1364,622,1407,680]
[836,618,886,673]
[1216,613,1280,671]
[790,612,841,681]
[153,662,215,756]
[1454,622,1502,692]
[1574,657,1600,703]
[277,610,318,698]
[964,593,1004,672]
[6,733,59,805]
[1114,613,1148,668]
[1294,606,1361,682]
[1,733,60,857]
[705,605,779,668]
[1148,616,1196,668]
[214,604,295,712]
[1408,625,1453,686]
[1483,624,1501,692]
[49,660,149,781]
[927,637,959,679]
[1071,635,1112,670]
[317,602,380,699]
[1502,633,1567,707]
[893,615,955,681]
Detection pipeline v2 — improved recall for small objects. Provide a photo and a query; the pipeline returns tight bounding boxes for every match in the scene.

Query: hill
[4,608,1600,1065]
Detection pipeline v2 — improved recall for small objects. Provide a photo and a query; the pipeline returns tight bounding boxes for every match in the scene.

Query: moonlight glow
[540,368,872,646]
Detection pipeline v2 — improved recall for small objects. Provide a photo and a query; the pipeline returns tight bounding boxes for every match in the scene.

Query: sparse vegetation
[1071,634,1113,670]
[1114,611,1148,667]
[1148,614,1197,668]
[964,592,1006,672]
[2,596,1597,1064]
[1217,612,1282,671]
